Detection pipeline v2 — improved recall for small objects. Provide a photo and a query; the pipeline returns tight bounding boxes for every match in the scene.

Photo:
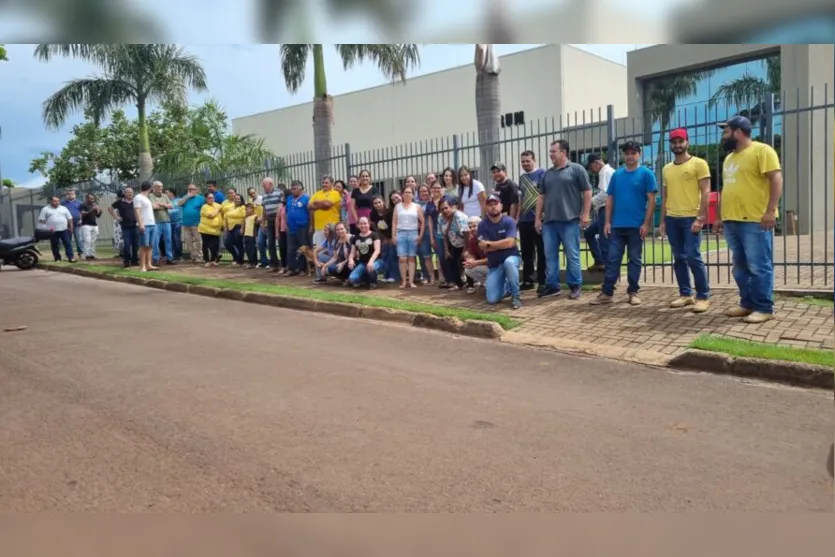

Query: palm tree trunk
[475,71,500,184]
[137,98,154,182]
[312,44,333,180]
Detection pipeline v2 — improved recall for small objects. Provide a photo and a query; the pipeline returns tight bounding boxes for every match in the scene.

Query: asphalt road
[0,270,832,512]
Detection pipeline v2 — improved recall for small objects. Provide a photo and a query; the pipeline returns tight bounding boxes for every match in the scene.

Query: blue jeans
[584,207,609,267]
[542,219,582,289]
[315,251,331,279]
[382,242,401,281]
[224,225,245,264]
[152,221,173,262]
[416,232,433,281]
[348,260,383,285]
[122,227,140,265]
[170,222,182,260]
[602,228,642,296]
[665,216,710,300]
[49,229,74,261]
[257,227,269,266]
[72,224,83,255]
[723,221,774,314]
[486,255,521,304]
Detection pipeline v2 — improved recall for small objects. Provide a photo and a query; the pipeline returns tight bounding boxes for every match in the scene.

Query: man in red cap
[659,128,712,313]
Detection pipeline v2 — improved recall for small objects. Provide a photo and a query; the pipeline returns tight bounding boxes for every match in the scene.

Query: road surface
[0,270,832,511]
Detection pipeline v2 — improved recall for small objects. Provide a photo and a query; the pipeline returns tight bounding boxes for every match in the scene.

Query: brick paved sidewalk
[92,259,835,356]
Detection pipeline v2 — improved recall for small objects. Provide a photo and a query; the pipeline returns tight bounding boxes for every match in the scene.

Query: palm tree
[645,72,710,172]
[34,44,207,182]
[474,44,501,183]
[279,44,420,179]
[709,56,780,114]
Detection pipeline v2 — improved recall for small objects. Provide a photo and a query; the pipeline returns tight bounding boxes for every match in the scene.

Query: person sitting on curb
[590,141,658,306]
[477,194,522,310]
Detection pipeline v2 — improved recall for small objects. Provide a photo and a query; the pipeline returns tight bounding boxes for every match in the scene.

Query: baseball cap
[718,115,752,133]
[486,193,501,203]
[669,128,688,141]
[620,140,642,152]
[490,162,507,171]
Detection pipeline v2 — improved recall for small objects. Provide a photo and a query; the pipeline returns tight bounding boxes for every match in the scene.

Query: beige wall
[232,44,628,182]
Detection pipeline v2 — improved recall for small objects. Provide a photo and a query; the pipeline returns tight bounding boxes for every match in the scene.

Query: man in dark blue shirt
[591,141,658,306]
[476,194,522,310]
[285,180,311,275]
[61,190,84,255]
[518,150,547,290]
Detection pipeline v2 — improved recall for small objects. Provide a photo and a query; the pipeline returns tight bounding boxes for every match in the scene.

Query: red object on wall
[707,192,719,225]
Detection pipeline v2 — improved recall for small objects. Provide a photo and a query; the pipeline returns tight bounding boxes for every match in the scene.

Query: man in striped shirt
[260,177,285,271]
[517,151,546,291]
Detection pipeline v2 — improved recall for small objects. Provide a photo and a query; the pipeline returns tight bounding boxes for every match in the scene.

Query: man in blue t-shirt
[285,180,311,275]
[590,141,658,306]
[477,194,522,310]
[61,190,84,255]
[518,150,547,290]
[177,183,205,262]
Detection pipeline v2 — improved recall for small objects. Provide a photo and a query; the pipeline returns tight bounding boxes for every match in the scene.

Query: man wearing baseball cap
[477,194,522,310]
[490,162,519,219]
[659,128,712,313]
[590,141,658,306]
[716,115,783,323]
[584,153,616,271]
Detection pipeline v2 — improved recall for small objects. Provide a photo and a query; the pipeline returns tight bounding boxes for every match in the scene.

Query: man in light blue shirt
[165,187,183,260]
[591,141,658,307]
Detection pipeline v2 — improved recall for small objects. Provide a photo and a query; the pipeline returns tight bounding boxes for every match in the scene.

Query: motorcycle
[0,229,50,271]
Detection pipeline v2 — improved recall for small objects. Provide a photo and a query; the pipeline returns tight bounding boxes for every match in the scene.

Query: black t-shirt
[80,202,101,226]
[112,199,137,228]
[350,186,379,212]
[495,179,520,214]
[352,232,379,264]
[370,210,393,240]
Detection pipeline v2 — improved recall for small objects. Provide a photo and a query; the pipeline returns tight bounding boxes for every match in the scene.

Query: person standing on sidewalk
[149,181,175,266]
[590,141,658,307]
[659,128,711,313]
[134,181,157,272]
[260,178,284,272]
[309,175,342,248]
[583,153,615,271]
[490,162,519,219]
[284,180,311,275]
[38,196,76,262]
[79,193,101,260]
[113,188,139,267]
[715,115,783,324]
[178,184,205,263]
[60,189,84,256]
[517,150,546,291]
[534,139,592,300]
[165,187,183,261]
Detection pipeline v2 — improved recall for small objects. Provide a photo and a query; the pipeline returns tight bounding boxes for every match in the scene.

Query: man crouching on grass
[477,194,522,310]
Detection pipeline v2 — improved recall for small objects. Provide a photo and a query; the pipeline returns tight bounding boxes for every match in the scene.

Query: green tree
[278,44,420,179]
[2,178,15,188]
[709,55,780,114]
[34,44,208,182]
[0,45,8,61]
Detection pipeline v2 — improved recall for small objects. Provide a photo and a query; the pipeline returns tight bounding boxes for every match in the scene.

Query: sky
[0,43,649,188]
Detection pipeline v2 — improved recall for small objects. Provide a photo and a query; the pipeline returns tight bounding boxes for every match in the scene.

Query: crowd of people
[42,115,782,322]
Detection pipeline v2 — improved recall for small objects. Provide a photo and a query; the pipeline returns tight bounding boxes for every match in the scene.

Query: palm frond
[279,44,311,93]
[335,44,420,83]
[708,74,770,111]
[42,77,136,130]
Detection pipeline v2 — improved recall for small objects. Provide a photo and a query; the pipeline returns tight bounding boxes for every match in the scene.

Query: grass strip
[58,263,521,330]
[777,295,834,309]
[689,334,834,369]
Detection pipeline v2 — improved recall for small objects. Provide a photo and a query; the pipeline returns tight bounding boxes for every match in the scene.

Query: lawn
[689,334,834,369]
[56,262,522,330]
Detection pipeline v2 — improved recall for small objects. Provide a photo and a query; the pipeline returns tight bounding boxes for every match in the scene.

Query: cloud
[17,175,47,189]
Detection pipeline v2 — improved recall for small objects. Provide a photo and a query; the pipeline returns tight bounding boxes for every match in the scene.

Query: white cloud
[16,175,47,189]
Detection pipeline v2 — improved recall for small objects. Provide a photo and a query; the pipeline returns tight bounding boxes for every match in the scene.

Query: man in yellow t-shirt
[717,115,783,324]
[308,175,342,246]
[660,128,712,313]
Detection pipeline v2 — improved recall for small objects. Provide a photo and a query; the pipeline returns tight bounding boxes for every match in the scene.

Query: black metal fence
[3,89,832,288]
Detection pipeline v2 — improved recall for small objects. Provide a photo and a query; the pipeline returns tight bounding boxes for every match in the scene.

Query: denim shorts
[139,225,155,247]
[396,229,419,257]
[417,232,432,258]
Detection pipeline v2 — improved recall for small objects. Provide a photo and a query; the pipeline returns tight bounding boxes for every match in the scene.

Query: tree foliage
[2,178,15,188]
[0,45,8,61]
[29,100,281,191]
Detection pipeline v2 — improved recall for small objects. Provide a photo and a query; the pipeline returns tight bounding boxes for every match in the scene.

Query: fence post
[605,105,616,164]
[762,93,775,146]
[344,142,352,178]
[452,134,460,170]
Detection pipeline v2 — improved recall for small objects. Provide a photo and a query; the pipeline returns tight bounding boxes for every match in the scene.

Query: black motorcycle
[0,233,45,271]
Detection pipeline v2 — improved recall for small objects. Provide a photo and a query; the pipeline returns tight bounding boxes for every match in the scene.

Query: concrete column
[779,44,834,235]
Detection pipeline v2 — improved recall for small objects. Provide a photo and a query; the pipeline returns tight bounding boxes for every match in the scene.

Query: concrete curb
[500,332,675,368]
[38,264,505,341]
[668,349,834,389]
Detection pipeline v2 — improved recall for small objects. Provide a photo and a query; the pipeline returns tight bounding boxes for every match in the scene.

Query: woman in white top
[391,184,425,289]
[457,165,486,218]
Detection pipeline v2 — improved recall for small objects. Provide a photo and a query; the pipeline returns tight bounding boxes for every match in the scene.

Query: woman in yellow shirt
[198,193,223,267]
[223,193,247,266]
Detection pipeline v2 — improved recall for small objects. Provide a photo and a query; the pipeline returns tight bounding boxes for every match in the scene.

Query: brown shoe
[628,293,641,305]
[742,311,774,324]
[692,299,710,313]
[725,307,753,318]
[589,293,613,305]
[670,296,694,309]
